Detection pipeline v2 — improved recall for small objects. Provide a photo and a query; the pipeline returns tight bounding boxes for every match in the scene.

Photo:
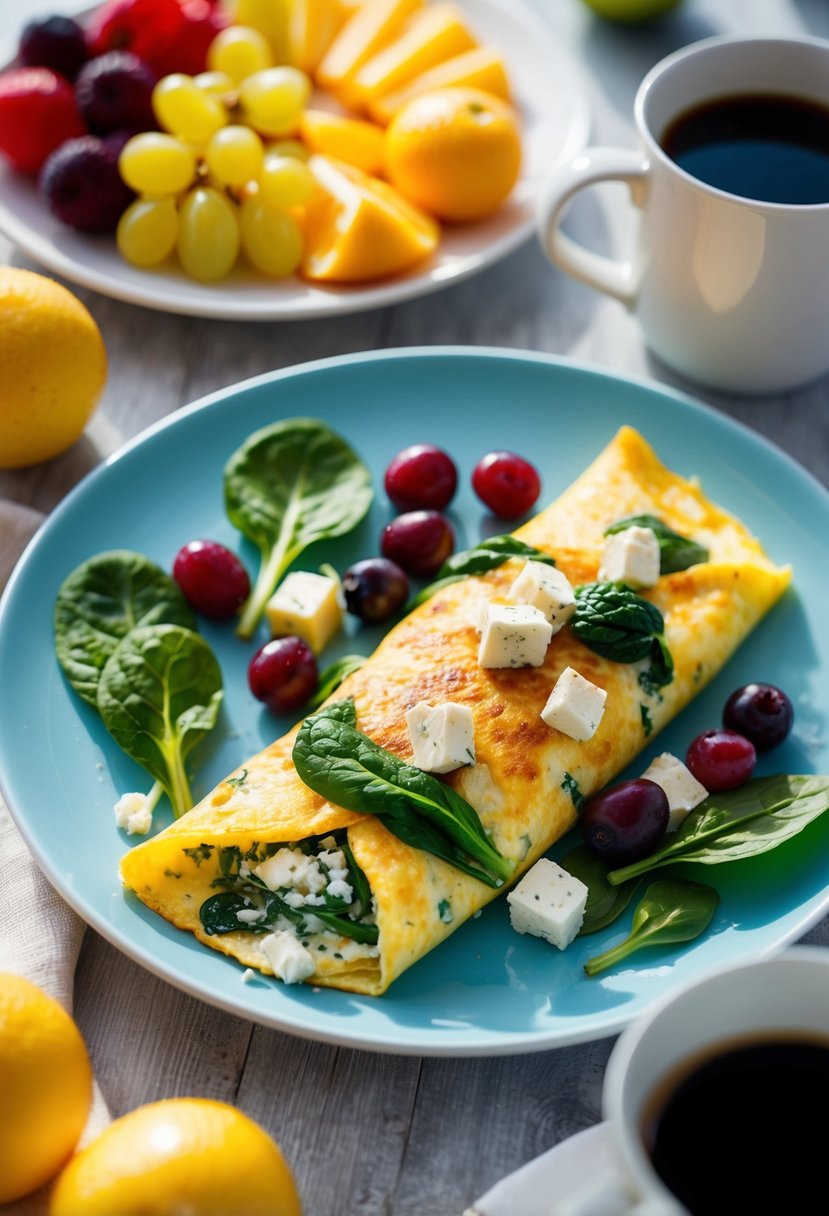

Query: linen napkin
[0,501,111,1215]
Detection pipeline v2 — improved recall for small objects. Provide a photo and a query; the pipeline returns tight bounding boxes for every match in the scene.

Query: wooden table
[2,1,829,1212]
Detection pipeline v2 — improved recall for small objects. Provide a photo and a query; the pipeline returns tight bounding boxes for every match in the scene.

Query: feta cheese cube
[599,525,660,589]
[508,561,576,634]
[478,603,553,669]
[265,570,342,653]
[406,701,476,773]
[507,858,588,950]
[260,930,315,985]
[641,752,708,830]
[541,667,607,741]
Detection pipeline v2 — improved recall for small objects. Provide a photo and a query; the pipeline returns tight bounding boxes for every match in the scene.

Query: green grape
[153,73,228,145]
[119,133,197,195]
[193,70,235,98]
[177,187,241,281]
[240,196,303,277]
[266,138,310,162]
[207,25,273,86]
[239,67,311,138]
[259,154,314,208]
[205,125,265,189]
[117,198,179,267]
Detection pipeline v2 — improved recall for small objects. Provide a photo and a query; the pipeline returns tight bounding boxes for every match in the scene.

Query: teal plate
[2,347,828,1057]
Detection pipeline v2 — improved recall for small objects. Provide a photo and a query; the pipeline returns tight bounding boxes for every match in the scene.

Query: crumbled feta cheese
[598,526,660,589]
[326,878,354,902]
[254,847,327,896]
[405,701,476,773]
[641,752,708,830]
[114,791,153,836]
[541,667,607,742]
[508,561,576,634]
[265,570,342,654]
[260,931,315,984]
[507,858,588,950]
[235,907,267,925]
[478,603,553,669]
[241,968,256,984]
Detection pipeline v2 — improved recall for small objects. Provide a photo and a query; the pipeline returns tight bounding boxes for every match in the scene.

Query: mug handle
[536,147,650,308]
[551,1171,678,1216]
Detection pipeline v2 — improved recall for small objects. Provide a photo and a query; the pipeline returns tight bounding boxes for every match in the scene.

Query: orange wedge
[350,3,477,108]
[316,0,423,99]
[300,109,386,174]
[369,45,511,124]
[290,0,348,73]
[301,153,439,282]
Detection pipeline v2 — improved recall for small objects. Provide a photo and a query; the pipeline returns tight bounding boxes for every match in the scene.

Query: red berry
[248,637,318,715]
[0,67,86,175]
[384,443,458,512]
[86,0,186,69]
[153,0,230,76]
[686,729,756,792]
[75,51,157,135]
[381,510,455,578]
[172,539,250,620]
[472,450,541,519]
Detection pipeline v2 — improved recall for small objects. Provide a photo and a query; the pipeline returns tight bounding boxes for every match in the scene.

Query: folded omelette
[120,426,791,995]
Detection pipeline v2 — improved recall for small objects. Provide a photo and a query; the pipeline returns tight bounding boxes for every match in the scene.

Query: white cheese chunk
[235,907,267,925]
[598,525,660,589]
[508,561,576,634]
[478,603,553,669]
[260,930,315,984]
[507,858,588,950]
[241,968,256,984]
[641,752,708,830]
[406,701,475,774]
[265,570,342,653]
[114,791,153,836]
[541,667,607,742]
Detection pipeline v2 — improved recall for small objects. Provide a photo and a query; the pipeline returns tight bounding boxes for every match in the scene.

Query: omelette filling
[196,832,379,983]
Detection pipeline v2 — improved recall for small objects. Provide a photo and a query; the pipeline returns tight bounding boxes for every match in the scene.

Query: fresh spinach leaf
[573,582,674,688]
[604,514,709,575]
[199,879,379,946]
[97,623,223,819]
[560,844,641,936]
[583,878,718,976]
[607,774,829,885]
[307,654,368,711]
[408,536,556,609]
[200,892,258,935]
[224,417,373,639]
[292,701,514,887]
[54,549,196,705]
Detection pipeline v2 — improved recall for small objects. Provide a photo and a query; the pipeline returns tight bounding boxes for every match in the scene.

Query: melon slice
[368,45,511,125]
[350,3,477,107]
[316,0,423,96]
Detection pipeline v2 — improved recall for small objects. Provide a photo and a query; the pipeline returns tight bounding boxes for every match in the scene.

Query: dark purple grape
[581,778,669,867]
[342,557,409,623]
[248,637,318,714]
[723,682,794,751]
[172,539,250,620]
[74,51,157,134]
[686,729,756,792]
[19,15,88,80]
[39,135,135,232]
[384,443,458,512]
[381,510,455,578]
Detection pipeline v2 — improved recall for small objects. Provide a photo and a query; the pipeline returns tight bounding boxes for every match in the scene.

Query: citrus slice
[368,44,511,124]
[301,153,439,282]
[290,0,347,73]
[300,108,385,174]
[316,0,422,98]
[350,3,477,107]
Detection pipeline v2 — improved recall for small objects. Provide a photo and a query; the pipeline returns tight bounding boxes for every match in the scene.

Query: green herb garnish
[604,514,709,575]
[560,843,641,936]
[408,535,556,610]
[584,879,718,976]
[573,582,674,689]
[307,654,368,711]
[561,772,585,812]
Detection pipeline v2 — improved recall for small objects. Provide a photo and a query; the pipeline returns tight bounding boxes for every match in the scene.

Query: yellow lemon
[49,1097,303,1216]
[0,268,107,469]
[0,972,92,1205]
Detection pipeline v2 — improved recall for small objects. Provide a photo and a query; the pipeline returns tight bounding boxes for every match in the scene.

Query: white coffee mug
[537,35,829,395]
[551,945,829,1216]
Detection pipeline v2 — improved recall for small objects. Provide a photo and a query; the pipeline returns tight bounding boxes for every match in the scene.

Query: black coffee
[660,92,829,204]
[642,1034,829,1215]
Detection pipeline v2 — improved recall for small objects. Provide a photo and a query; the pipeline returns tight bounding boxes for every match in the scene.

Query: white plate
[0,0,590,319]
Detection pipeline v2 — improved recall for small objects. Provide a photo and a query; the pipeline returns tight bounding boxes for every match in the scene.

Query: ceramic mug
[551,945,829,1216]
[536,35,829,395]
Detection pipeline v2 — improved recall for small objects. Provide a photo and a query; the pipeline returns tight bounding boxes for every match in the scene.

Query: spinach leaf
[54,549,196,705]
[560,844,641,936]
[408,535,556,609]
[573,582,674,688]
[604,514,709,575]
[199,880,379,945]
[97,623,223,819]
[607,774,829,885]
[307,654,368,711]
[200,892,258,935]
[224,418,373,639]
[584,879,718,976]
[293,701,514,887]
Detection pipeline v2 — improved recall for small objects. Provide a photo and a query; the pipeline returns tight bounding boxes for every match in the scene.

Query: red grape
[581,778,669,866]
[342,557,409,623]
[723,683,794,751]
[472,450,540,519]
[686,729,756,791]
[384,443,458,512]
[248,637,317,714]
[381,510,454,578]
[173,539,250,620]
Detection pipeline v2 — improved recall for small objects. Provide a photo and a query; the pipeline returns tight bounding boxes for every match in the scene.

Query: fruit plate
[3,347,829,1057]
[0,0,589,320]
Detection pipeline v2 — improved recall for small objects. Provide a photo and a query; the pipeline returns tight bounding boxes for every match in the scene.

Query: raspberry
[86,0,187,70]
[39,135,135,232]
[0,68,86,176]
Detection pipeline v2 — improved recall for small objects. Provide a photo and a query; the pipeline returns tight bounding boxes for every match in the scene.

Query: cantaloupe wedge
[290,0,348,73]
[301,153,439,282]
[316,0,423,97]
[300,109,386,175]
[368,45,511,125]
[349,3,477,107]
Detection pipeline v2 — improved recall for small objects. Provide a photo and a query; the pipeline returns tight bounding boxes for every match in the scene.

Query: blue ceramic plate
[2,348,827,1057]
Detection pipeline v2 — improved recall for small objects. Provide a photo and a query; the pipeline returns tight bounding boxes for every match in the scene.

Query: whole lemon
[0,267,107,469]
[0,972,92,1205]
[49,1097,303,1216]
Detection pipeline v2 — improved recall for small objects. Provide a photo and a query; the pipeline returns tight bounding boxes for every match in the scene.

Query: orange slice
[368,45,511,125]
[290,0,348,73]
[316,0,423,98]
[301,153,439,282]
[300,109,386,175]
[350,3,477,108]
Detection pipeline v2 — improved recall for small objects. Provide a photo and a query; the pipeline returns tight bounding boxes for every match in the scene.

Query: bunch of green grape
[116,25,317,282]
